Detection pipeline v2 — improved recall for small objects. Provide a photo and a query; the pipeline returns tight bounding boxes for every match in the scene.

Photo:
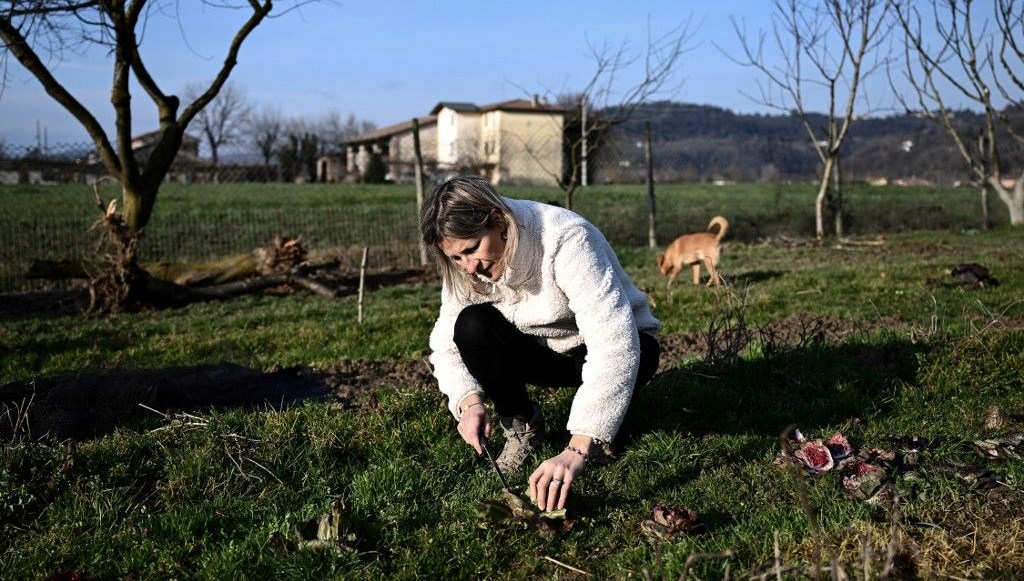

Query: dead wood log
[25,236,347,307]
[27,255,264,285]
[28,237,310,287]
[142,272,293,304]
[290,276,338,298]
[144,254,260,286]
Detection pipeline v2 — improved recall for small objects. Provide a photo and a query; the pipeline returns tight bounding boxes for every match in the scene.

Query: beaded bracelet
[565,445,589,461]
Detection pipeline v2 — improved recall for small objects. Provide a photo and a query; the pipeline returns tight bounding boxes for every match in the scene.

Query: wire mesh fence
[0,207,423,294]
[0,136,1003,294]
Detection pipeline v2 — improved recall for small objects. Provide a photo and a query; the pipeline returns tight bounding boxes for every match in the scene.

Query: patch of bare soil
[313,358,436,405]
[657,313,902,365]
[1,267,441,441]
[1,298,905,443]
[0,358,437,442]
[0,285,91,320]
[0,266,439,320]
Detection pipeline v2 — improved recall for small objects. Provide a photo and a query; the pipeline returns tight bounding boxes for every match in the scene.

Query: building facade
[347,98,564,186]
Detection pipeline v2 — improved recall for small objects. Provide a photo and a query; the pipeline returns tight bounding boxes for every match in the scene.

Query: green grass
[0,181,1012,292]
[2,194,1024,578]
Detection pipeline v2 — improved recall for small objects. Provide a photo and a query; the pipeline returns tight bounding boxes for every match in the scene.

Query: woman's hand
[457,396,491,455]
[528,437,591,512]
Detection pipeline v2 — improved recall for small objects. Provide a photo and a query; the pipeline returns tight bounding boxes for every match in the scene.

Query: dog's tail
[708,216,729,242]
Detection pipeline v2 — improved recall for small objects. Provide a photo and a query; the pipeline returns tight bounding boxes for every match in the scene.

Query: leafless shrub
[701,285,754,369]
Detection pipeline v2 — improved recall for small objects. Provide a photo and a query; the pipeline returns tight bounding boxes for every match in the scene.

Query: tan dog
[657,216,729,287]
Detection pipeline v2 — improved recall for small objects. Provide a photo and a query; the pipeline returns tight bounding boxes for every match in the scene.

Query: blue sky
[0,0,1000,148]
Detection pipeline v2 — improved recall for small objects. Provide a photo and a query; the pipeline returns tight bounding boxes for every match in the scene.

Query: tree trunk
[564,185,577,211]
[832,156,844,239]
[815,156,836,241]
[120,185,155,235]
[990,178,1024,226]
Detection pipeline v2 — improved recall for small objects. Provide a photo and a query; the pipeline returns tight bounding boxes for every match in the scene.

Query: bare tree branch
[732,0,891,239]
[0,6,119,173]
[512,17,695,208]
[890,0,1024,226]
[1,0,320,308]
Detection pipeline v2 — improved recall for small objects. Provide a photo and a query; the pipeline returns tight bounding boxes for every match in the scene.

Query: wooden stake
[412,117,429,266]
[644,120,657,249]
[358,247,368,323]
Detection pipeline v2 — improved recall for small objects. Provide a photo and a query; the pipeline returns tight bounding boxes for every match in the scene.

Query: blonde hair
[420,175,520,299]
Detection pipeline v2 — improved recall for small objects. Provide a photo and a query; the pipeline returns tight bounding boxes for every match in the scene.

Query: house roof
[130,129,199,148]
[346,115,437,145]
[479,98,566,114]
[430,98,566,115]
[430,101,479,114]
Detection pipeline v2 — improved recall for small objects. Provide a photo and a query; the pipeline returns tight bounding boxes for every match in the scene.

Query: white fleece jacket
[428,197,660,443]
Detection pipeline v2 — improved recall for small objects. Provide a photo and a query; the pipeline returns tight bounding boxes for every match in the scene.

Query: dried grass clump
[783,494,1024,579]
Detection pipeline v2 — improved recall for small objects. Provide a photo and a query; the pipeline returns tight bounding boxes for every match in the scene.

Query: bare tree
[730,0,891,240]
[246,105,283,182]
[0,1,308,306]
[890,0,1024,227]
[317,111,376,155]
[186,81,251,183]
[518,19,695,209]
[275,120,319,183]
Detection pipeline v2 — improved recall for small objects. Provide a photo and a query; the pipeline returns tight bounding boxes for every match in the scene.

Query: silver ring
[550,478,562,484]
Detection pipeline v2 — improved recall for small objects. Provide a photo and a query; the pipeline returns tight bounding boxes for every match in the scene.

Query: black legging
[453,303,661,419]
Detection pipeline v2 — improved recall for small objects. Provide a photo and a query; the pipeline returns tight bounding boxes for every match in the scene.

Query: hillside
[593,101,1024,185]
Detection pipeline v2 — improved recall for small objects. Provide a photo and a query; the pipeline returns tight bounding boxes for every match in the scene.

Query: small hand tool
[480,434,513,492]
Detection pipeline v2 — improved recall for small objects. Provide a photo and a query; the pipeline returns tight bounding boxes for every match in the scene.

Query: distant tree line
[592,101,1024,186]
[5,99,1022,190]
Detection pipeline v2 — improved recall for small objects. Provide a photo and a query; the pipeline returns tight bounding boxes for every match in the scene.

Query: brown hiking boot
[496,404,544,473]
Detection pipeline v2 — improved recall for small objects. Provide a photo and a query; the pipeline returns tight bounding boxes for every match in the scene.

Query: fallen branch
[30,237,311,286]
[291,276,337,298]
[542,555,590,576]
[26,248,433,310]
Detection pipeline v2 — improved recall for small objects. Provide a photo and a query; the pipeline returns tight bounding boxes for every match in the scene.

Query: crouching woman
[420,175,660,511]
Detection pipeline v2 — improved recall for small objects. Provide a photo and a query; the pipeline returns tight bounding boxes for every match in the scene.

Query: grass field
[0,181,1012,292]
[1,184,1023,579]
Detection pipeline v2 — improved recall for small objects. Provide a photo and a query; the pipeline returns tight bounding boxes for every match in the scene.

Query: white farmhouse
[347,97,565,186]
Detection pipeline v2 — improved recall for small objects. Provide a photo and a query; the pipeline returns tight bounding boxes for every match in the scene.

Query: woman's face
[439,224,507,281]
